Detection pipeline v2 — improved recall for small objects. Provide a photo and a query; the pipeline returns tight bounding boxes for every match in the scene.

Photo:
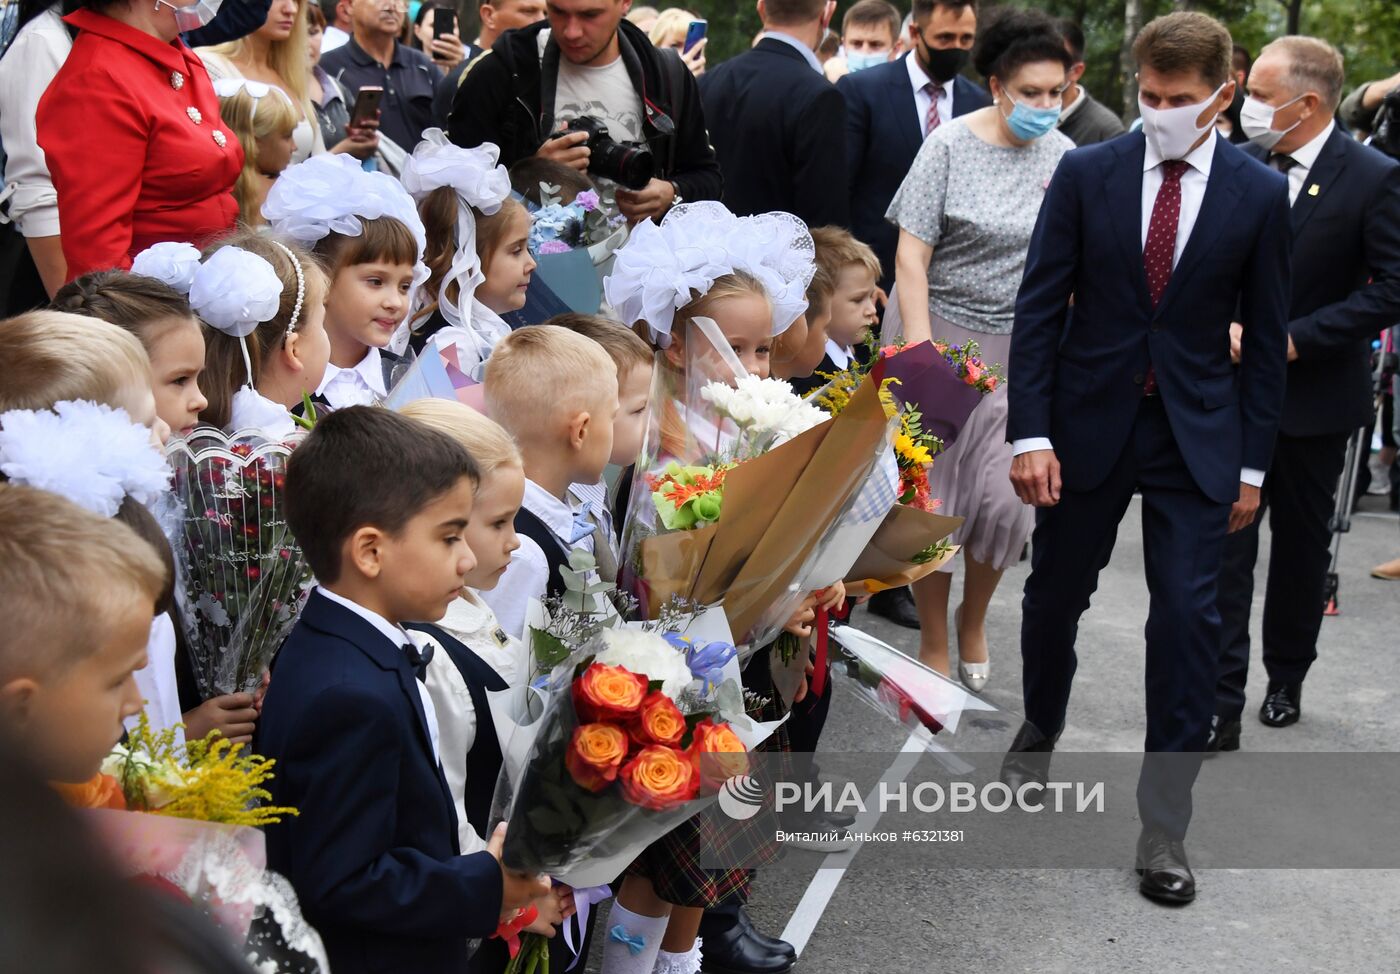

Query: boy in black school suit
[258,406,549,974]
[787,227,881,397]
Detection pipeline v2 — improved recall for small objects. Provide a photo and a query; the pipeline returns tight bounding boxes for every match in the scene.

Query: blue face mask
[846,51,889,73]
[1001,97,1061,141]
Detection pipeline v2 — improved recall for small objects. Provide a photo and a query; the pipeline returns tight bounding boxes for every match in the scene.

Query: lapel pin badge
[1308,184,1320,196]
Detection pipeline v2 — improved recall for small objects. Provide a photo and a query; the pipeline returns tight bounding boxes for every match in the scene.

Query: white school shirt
[825,339,855,371]
[127,613,185,746]
[316,586,440,762]
[316,347,388,409]
[227,387,298,438]
[479,479,596,640]
[1011,129,1264,489]
[425,589,524,855]
[906,51,956,136]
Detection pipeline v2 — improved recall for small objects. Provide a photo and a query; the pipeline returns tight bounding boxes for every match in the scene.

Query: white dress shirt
[1275,120,1334,206]
[317,586,440,762]
[1013,129,1264,488]
[479,479,596,640]
[316,347,388,409]
[426,590,524,855]
[228,387,298,438]
[0,8,71,237]
[906,51,955,135]
[127,613,185,746]
[321,25,351,53]
[825,338,854,371]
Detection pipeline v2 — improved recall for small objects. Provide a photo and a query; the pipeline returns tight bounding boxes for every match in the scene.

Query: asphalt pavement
[745,493,1400,974]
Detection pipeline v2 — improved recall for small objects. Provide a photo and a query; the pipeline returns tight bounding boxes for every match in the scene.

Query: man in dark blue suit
[1005,12,1292,906]
[1210,38,1400,749]
[699,0,847,228]
[258,407,548,974]
[838,0,987,295]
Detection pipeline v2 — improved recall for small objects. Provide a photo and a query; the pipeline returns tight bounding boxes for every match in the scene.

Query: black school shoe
[867,587,920,629]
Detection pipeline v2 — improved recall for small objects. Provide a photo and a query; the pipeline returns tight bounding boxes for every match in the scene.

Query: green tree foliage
[679,0,1400,123]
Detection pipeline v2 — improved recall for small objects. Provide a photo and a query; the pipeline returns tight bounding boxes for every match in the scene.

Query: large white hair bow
[0,400,171,517]
[400,129,512,329]
[189,245,285,395]
[263,153,431,352]
[602,201,816,343]
[131,241,203,294]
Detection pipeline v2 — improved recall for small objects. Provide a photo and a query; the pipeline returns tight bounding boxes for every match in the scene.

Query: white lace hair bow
[0,400,171,517]
[400,128,511,330]
[211,76,295,120]
[132,241,203,293]
[602,201,816,344]
[262,153,431,352]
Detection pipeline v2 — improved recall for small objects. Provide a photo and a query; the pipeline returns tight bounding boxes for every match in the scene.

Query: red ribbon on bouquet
[810,605,830,699]
[494,905,539,958]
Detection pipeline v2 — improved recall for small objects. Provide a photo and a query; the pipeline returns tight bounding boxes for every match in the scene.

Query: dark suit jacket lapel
[1289,127,1347,236]
[1158,138,1245,313]
[1106,133,1153,314]
[300,590,439,767]
[892,54,923,158]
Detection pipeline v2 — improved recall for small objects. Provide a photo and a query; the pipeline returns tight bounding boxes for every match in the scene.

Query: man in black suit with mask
[1211,36,1400,750]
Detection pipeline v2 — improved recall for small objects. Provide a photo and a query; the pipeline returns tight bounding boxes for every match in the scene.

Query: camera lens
[595,141,655,190]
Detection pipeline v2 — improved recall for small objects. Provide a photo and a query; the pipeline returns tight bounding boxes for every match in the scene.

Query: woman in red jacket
[36,0,244,280]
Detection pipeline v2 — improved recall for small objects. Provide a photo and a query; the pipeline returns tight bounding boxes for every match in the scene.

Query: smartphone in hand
[351,85,383,126]
[432,6,456,46]
[683,19,707,55]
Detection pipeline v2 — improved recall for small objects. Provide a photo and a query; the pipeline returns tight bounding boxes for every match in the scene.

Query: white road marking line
[779,730,927,956]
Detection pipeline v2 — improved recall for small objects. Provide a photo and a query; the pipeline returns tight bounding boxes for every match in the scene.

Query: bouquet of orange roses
[496,626,782,887]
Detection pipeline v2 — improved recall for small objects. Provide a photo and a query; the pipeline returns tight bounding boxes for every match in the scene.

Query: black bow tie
[404,642,435,683]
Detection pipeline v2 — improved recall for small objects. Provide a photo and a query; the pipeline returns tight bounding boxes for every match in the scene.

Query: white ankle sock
[652,937,703,974]
[599,903,669,974]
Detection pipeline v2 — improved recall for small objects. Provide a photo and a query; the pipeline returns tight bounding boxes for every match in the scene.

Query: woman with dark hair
[887,7,1074,685]
[33,0,246,280]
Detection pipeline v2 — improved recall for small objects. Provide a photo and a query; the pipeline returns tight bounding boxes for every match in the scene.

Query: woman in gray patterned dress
[887,9,1075,686]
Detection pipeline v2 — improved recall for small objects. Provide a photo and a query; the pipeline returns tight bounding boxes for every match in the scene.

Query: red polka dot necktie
[1141,160,1189,395]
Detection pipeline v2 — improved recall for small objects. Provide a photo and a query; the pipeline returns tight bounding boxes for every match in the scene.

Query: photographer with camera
[1340,68,1400,157]
[446,0,720,225]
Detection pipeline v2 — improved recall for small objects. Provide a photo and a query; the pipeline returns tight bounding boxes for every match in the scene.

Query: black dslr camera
[559,115,655,190]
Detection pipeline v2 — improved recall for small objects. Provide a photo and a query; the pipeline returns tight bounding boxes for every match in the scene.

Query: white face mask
[155,0,227,32]
[1138,82,1226,160]
[1239,93,1305,151]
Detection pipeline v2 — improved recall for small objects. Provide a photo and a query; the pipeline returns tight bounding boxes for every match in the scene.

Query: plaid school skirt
[626,646,793,909]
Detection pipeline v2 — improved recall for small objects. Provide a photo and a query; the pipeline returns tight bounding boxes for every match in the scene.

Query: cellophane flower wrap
[55,714,328,971]
[494,623,779,884]
[618,318,898,655]
[166,427,314,697]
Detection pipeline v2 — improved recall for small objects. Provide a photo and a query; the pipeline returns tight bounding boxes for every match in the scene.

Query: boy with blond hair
[0,484,167,782]
[548,313,655,582]
[481,325,620,637]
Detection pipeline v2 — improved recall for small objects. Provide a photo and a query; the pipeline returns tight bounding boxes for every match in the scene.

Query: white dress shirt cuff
[1012,437,1054,457]
[1240,467,1266,489]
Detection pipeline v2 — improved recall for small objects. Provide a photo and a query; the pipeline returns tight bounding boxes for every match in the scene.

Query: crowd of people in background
[0,0,1397,972]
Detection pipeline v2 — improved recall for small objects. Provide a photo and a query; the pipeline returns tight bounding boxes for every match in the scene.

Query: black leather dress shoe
[867,586,920,629]
[998,724,1060,791]
[1259,681,1302,727]
[700,922,794,974]
[731,906,796,962]
[1204,714,1241,755]
[1135,829,1196,905]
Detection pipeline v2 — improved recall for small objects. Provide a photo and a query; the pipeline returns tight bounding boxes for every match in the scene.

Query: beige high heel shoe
[953,606,989,692]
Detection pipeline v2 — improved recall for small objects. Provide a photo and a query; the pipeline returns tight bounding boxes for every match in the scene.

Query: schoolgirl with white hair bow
[262,152,430,409]
[401,130,538,379]
[132,237,330,438]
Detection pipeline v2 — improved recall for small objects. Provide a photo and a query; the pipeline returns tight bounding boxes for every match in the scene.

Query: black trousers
[1214,430,1351,720]
[1020,397,1230,839]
